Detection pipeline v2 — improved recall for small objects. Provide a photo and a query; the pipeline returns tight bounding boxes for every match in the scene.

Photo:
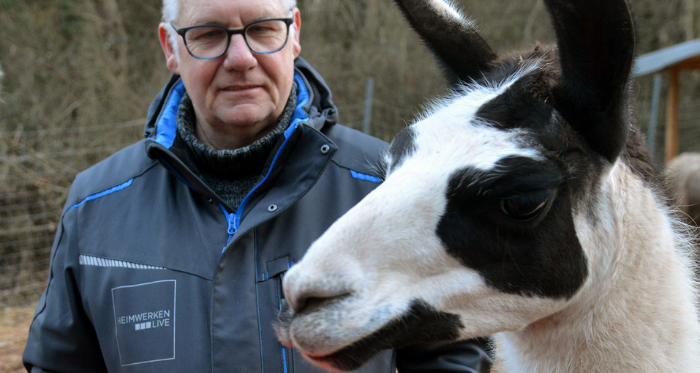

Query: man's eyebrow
[250,11,290,22]
[185,18,227,27]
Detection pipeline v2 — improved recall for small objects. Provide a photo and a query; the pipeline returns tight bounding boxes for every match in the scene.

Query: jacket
[23,57,492,373]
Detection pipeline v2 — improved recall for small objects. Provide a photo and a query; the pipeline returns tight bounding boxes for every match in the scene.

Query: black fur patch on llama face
[436,156,588,299]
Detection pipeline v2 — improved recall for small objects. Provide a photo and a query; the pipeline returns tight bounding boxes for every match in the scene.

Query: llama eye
[499,191,552,221]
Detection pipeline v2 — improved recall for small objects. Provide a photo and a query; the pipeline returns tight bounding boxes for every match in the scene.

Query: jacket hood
[143,56,338,143]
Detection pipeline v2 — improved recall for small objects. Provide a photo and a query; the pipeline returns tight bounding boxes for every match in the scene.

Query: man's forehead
[179,0,288,24]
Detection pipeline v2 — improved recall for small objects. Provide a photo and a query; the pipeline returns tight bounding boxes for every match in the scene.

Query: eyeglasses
[170,18,294,60]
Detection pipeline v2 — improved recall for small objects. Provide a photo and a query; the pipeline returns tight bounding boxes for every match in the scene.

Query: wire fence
[0,119,144,306]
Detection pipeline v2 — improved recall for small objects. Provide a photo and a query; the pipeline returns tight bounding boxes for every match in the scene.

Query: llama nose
[283,268,354,314]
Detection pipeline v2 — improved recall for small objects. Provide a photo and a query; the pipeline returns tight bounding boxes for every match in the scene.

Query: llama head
[276,0,636,371]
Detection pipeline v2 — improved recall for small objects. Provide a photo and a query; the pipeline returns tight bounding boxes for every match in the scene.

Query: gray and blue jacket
[23,58,492,373]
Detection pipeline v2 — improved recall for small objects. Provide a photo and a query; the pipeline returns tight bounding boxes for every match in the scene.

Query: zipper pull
[222,212,238,253]
[220,205,240,253]
[226,212,238,236]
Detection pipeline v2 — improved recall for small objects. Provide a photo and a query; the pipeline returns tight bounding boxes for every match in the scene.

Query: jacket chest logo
[111,280,177,366]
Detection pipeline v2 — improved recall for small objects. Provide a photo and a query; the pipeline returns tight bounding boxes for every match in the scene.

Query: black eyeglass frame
[170,18,295,60]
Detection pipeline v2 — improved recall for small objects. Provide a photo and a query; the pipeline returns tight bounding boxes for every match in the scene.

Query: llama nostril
[297,293,353,315]
[293,294,315,315]
[287,281,354,314]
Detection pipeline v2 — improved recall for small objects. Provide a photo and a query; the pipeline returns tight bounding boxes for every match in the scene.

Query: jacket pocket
[78,255,213,372]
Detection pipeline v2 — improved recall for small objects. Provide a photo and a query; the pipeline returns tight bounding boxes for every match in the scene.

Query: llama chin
[276,0,700,372]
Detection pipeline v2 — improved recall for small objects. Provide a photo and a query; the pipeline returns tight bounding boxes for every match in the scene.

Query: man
[23,0,492,371]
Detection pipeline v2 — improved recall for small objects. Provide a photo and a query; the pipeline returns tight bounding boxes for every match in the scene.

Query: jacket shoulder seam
[65,161,158,217]
[330,160,383,183]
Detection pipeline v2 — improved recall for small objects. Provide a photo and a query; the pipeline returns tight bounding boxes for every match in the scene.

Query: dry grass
[0,0,163,307]
[0,307,35,373]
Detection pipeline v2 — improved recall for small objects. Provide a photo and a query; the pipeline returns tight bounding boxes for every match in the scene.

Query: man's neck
[194,119,277,150]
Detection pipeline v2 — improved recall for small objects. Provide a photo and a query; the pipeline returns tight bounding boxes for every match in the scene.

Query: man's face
[159,0,301,149]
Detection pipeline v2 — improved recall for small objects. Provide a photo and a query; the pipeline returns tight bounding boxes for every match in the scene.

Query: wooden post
[665,67,680,165]
[362,77,374,135]
[648,74,663,154]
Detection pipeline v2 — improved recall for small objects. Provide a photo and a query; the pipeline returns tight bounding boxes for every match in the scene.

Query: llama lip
[302,352,329,360]
[300,352,341,372]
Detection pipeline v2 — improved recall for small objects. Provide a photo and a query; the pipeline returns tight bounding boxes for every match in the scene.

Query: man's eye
[249,26,271,33]
[499,191,553,221]
[188,28,226,42]
[201,31,220,38]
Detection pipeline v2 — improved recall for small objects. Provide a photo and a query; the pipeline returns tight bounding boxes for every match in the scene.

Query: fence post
[363,77,374,135]
[665,67,680,164]
[647,73,663,154]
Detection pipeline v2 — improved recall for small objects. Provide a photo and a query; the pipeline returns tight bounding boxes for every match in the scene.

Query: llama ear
[393,0,498,86]
[545,0,635,162]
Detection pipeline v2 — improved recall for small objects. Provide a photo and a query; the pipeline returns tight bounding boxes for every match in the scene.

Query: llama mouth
[299,352,346,372]
[276,314,379,371]
[276,299,395,371]
[281,300,465,371]
[297,341,383,372]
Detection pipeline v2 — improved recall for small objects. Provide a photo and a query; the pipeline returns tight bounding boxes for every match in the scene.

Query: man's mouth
[222,85,260,91]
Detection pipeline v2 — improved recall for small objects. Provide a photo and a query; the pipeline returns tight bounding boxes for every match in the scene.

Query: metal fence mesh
[0,120,144,306]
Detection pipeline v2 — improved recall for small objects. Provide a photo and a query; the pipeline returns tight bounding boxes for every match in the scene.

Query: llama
[667,152,700,226]
[275,0,700,372]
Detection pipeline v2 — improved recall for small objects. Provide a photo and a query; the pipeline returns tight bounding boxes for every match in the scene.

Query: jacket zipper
[220,205,239,252]
[218,123,297,253]
[219,73,310,254]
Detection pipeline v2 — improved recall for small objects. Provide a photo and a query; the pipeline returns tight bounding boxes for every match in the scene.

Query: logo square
[112,280,176,366]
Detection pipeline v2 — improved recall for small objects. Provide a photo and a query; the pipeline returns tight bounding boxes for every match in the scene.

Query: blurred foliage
[2,0,700,304]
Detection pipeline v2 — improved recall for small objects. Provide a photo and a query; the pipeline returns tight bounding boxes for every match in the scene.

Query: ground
[0,307,34,373]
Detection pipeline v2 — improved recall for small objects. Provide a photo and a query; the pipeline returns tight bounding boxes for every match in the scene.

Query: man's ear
[291,8,301,58]
[159,23,181,75]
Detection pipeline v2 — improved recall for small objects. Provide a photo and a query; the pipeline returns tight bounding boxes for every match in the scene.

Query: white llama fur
[495,161,700,372]
[427,0,472,27]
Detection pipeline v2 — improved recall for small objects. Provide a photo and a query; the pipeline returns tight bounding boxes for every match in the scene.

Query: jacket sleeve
[395,338,493,373]
[22,204,109,373]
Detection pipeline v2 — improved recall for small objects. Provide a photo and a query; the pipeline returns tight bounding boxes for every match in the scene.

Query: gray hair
[162,0,297,57]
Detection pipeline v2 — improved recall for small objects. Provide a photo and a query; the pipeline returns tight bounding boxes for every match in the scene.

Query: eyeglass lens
[184,20,289,58]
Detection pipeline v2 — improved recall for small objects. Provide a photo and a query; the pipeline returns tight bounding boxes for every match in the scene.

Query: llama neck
[496,162,700,373]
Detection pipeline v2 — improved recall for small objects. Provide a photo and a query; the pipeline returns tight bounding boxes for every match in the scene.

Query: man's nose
[223,34,257,71]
